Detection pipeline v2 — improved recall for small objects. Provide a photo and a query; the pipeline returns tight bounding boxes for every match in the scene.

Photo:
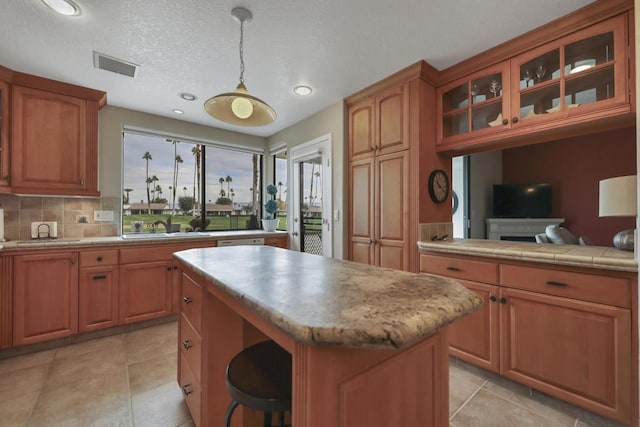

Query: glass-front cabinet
[0,80,9,190]
[438,14,630,149]
[510,14,627,129]
[438,62,510,144]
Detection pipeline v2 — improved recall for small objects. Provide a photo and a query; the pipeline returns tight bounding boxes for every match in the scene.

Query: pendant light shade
[204,7,276,127]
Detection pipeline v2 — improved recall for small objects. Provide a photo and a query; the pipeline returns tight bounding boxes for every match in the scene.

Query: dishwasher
[217,237,265,246]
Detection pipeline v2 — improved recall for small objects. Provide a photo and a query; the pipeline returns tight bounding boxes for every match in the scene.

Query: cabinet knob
[183,296,192,304]
[372,239,378,245]
[500,297,507,304]
[181,384,192,396]
[502,118,509,125]
[80,178,85,185]
[173,265,178,270]
[166,266,172,271]
[489,295,497,302]
[292,232,298,236]
[71,258,76,265]
[182,340,192,350]
[96,256,103,262]
[512,117,519,123]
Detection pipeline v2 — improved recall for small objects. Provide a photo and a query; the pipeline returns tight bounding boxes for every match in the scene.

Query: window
[122,131,262,234]
[273,149,288,230]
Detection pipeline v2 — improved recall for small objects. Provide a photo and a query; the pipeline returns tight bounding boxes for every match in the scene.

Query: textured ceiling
[0,0,595,137]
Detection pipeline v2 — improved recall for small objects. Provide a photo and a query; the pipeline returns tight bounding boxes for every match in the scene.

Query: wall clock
[428,169,449,203]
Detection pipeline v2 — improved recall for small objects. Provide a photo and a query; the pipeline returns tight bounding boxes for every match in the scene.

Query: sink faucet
[152,216,173,233]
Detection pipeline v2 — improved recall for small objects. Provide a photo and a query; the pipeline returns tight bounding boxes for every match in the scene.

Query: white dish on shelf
[546,103,579,113]
[525,109,537,118]
[488,113,502,127]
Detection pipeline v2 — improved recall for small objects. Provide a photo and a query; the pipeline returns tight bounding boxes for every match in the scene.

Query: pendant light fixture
[204,7,276,126]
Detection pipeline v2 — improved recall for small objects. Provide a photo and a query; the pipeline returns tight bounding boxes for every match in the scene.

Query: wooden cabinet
[79,250,119,333]
[420,253,500,372]
[264,235,288,248]
[178,272,204,426]
[347,63,443,272]
[13,252,78,346]
[0,80,10,190]
[419,250,634,424]
[119,246,174,324]
[437,12,633,152]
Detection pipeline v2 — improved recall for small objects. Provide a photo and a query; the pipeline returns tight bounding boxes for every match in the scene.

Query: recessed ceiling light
[41,0,82,16]
[294,85,313,96]
[180,92,197,101]
[173,109,184,115]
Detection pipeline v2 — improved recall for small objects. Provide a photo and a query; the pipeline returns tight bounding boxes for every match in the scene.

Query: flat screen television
[492,183,552,218]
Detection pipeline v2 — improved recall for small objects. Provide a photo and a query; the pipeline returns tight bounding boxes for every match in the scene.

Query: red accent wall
[502,127,636,246]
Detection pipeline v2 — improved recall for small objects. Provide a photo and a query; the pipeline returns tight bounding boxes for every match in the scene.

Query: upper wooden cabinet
[11,84,102,196]
[437,12,633,152]
[348,84,410,161]
[0,80,9,191]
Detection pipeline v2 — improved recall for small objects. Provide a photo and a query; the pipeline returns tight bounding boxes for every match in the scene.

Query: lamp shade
[599,175,637,217]
[204,84,276,126]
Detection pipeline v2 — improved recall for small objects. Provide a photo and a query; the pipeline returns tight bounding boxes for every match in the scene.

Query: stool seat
[225,340,292,426]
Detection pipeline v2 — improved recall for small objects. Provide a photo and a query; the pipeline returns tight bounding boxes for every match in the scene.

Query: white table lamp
[599,175,637,251]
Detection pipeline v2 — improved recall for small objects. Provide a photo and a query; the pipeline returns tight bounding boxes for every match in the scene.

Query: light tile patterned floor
[0,321,627,426]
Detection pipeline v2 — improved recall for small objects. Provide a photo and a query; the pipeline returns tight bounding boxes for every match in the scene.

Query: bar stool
[225,340,292,427]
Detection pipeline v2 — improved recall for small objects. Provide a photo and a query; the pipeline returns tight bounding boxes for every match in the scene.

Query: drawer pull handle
[500,297,507,304]
[489,295,497,302]
[92,275,107,280]
[183,296,192,304]
[97,256,103,261]
[446,266,460,271]
[546,281,568,287]
[182,340,192,350]
[182,384,192,396]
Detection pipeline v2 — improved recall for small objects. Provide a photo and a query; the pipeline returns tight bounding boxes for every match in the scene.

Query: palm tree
[191,145,201,214]
[172,151,183,215]
[230,189,235,202]
[155,184,163,202]
[277,181,283,201]
[219,177,225,197]
[225,175,233,197]
[183,186,187,197]
[142,152,152,213]
[123,188,133,204]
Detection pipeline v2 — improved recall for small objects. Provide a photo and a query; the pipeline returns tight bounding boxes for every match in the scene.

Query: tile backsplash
[0,194,121,241]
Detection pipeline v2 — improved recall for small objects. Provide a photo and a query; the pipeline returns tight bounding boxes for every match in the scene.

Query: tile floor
[0,321,627,427]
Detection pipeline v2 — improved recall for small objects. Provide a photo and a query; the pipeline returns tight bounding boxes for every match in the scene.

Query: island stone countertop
[174,245,483,349]
[418,238,637,272]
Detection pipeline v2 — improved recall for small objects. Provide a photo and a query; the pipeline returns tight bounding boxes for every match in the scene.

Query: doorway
[289,134,332,257]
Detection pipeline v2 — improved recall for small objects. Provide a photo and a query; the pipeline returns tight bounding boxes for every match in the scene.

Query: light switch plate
[31,222,57,239]
[94,210,114,222]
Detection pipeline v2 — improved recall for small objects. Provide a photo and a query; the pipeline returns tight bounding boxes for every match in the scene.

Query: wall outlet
[31,222,57,239]
[94,210,114,222]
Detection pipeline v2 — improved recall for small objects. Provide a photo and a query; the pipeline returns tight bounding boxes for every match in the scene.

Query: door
[452,155,470,238]
[289,134,332,257]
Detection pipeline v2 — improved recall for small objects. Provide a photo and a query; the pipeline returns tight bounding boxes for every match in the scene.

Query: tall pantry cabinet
[347,61,451,272]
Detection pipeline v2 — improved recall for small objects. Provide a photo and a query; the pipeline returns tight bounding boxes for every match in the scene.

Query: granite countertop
[174,246,484,350]
[0,230,286,252]
[418,238,637,272]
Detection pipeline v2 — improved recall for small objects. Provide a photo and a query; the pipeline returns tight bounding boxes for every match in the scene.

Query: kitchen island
[174,246,482,427]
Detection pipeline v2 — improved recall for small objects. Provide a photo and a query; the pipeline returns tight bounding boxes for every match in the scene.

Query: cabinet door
[0,81,9,190]
[348,98,375,161]
[119,260,173,324]
[14,252,78,346]
[500,287,631,424]
[438,62,511,147]
[510,14,629,131]
[11,86,98,196]
[376,84,410,156]
[447,281,500,373]
[79,265,119,332]
[375,150,409,270]
[348,157,375,265]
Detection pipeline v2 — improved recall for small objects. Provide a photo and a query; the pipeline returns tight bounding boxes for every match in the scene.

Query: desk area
[174,246,482,426]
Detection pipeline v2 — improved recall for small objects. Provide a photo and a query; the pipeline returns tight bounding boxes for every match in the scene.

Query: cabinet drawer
[179,354,201,427]
[420,253,498,284]
[181,273,202,332]
[180,313,202,381]
[80,250,118,267]
[500,264,631,308]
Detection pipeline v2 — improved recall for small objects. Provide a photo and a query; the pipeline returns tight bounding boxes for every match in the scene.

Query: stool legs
[224,400,239,427]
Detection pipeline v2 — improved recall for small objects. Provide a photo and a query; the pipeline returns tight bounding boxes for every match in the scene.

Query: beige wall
[98,105,267,198]
[266,101,347,259]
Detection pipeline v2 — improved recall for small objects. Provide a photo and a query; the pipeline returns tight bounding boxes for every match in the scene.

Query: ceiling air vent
[93,51,139,78]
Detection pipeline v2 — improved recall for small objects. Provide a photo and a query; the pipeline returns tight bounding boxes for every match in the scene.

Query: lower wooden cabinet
[118,260,173,324]
[419,251,634,425]
[13,252,79,346]
[79,265,119,332]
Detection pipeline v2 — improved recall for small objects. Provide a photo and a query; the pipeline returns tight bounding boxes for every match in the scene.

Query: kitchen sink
[121,233,169,239]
